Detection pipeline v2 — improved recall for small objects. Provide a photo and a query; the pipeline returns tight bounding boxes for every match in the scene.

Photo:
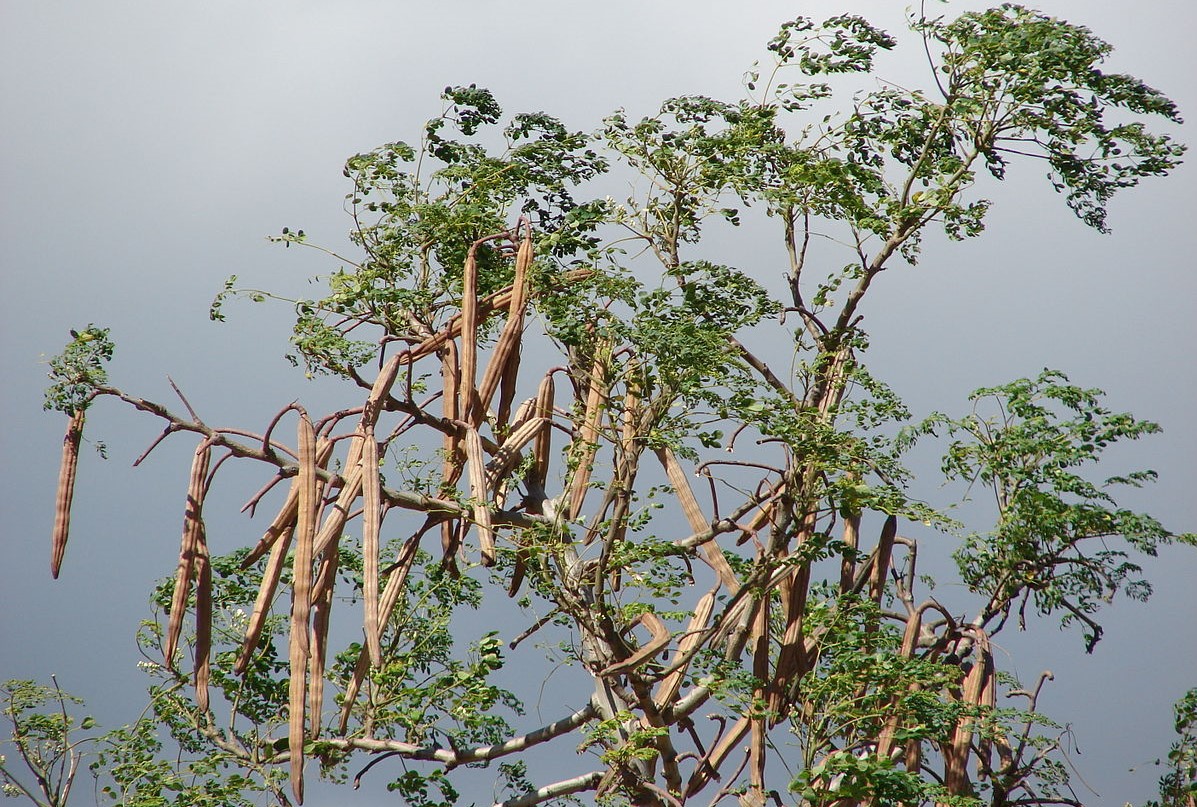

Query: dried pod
[460,245,480,423]
[655,447,738,592]
[464,427,495,566]
[568,349,608,521]
[165,442,211,668]
[361,422,383,666]
[289,411,317,804]
[50,410,86,579]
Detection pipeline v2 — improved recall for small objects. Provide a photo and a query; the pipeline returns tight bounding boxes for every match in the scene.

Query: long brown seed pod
[441,340,462,479]
[839,511,861,594]
[567,347,608,521]
[194,522,212,712]
[770,563,812,718]
[530,374,555,492]
[464,427,495,566]
[876,610,926,761]
[495,350,522,434]
[165,442,211,669]
[654,587,716,708]
[508,397,536,432]
[946,635,991,794]
[235,521,293,676]
[655,447,738,592]
[356,357,401,668]
[868,515,898,606]
[441,340,463,569]
[361,420,383,666]
[485,416,546,489]
[50,410,86,579]
[289,411,317,805]
[620,385,640,458]
[477,229,532,416]
[460,245,481,424]
[308,537,339,741]
[234,437,330,675]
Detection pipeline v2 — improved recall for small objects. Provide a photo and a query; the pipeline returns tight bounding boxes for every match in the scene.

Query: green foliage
[923,5,1184,232]
[44,326,114,415]
[1144,688,1197,807]
[0,679,92,807]
[914,370,1196,650]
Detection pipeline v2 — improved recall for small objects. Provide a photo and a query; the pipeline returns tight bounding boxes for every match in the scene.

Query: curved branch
[493,771,603,807]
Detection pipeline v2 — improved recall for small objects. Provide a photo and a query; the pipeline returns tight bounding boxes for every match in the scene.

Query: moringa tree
[32,6,1192,806]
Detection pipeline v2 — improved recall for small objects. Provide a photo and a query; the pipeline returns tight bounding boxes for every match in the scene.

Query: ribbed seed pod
[50,410,85,579]
[655,447,738,592]
[361,421,383,666]
[464,427,494,566]
[165,442,211,668]
[288,412,317,805]
[567,348,607,521]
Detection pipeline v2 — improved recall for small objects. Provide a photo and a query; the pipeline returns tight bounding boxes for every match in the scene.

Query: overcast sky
[2,2,1194,806]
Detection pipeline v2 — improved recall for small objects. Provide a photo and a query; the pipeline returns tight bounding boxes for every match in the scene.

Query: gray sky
[2,2,1195,805]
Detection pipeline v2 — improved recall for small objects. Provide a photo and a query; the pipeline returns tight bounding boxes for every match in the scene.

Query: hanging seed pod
[486,416,546,489]
[620,358,641,458]
[530,374,555,493]
[655,447,738,592]
[361,421,383,666]
[478,229,532,417]
[165,442,211,668]
[567,348,608,521]
[460,245,481,424]
[464,427,495,566]
[869,515,897,606]
[655,587,716,708]
[308,538,339,741]
[235,521,292,675]
[50,410,86,579]
[194,529,212,711]
[876,609,926,760]
[289,412,317,805]
[839,512,861,595]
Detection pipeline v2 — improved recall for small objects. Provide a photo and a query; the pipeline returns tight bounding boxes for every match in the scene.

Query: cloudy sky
[2,2,1194,805]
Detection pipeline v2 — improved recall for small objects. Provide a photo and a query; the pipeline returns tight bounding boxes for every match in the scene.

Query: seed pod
[308,538,339,741]
[289,412,317,805]
[869,515,897,606]
[478,229,532,417]
[460,245,480,423]
[486,416,546,489]
[361,422,383,666]
[50,411,86,579]
[464,427,494,566]
[530,374,555,492]
[655,587,716,708]
[567,348,608,521]
[194,528,212,711]
[165,442,211,668]
[655,447,738,592]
